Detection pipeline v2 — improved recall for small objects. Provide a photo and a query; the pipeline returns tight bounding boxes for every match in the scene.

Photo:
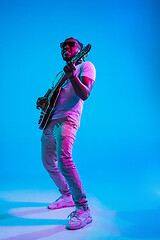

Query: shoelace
[55,196,63,202]
[67,211,80,219]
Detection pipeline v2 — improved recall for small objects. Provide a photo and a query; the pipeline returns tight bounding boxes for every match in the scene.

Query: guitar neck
[53,71,66,92]
[51,44,91,93]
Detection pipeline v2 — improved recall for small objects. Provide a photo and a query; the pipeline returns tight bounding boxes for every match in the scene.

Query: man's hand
[36,97,48,110]
[63,62,76,80]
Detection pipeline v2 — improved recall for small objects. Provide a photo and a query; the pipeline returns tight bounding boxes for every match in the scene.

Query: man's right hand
[36,97,48,110]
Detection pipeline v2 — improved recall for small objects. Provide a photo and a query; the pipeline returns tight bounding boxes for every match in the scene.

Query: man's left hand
[63,62,76,80]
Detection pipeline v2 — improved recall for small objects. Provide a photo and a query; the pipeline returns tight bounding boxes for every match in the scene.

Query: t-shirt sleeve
[80,61,96,81]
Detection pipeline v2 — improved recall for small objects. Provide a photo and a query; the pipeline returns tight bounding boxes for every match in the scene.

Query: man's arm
[64,62,95,101]
[70,75,94,101]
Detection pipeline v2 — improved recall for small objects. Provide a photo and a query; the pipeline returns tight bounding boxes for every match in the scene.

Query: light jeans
[41,116,88,209]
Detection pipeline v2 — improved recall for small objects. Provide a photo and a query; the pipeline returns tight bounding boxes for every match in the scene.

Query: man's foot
[66,208,93,230]
[48,195,75,210]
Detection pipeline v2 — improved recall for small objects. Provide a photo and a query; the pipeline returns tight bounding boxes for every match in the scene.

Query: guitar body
[39,88,61,130]
[37,44,91,130]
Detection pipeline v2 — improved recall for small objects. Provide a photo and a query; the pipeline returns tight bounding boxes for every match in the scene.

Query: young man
[37,37,96,230]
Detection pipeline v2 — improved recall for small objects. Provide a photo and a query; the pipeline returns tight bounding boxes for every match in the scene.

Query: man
[37,37,96,230]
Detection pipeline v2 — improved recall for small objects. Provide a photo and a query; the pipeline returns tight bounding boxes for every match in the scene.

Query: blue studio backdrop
[0,0,160,210]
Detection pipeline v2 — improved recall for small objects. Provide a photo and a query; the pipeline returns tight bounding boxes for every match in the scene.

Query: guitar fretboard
[52,44,91,92]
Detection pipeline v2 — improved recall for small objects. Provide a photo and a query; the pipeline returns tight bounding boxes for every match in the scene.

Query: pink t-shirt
[51,61,96,125]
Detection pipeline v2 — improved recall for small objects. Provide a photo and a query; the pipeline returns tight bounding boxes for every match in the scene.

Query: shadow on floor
[0,199,68,226]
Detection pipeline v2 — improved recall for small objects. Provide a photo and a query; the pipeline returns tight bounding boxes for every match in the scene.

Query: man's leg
[53,117,88,210]
[54,116,92,230]
[41,119,74,209]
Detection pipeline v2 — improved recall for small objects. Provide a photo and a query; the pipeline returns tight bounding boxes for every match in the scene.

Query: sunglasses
[60,41,80,49]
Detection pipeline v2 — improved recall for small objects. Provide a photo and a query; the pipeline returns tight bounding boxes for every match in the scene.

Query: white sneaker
[66,208,93,230]
[48,195,75,210]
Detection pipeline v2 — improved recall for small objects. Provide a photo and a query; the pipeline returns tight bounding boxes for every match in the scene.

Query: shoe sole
[66,216,93,230]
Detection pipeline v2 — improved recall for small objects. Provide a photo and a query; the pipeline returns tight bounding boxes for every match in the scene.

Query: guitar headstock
[71,44,92,63]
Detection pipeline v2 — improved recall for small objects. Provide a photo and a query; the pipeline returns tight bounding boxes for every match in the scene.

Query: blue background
[1,0,160,212]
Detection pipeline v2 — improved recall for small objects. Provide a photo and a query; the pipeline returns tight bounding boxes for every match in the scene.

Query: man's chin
[63,55,72,62]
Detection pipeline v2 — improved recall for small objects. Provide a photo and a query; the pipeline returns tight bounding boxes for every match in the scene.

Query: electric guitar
[37,44,91,130]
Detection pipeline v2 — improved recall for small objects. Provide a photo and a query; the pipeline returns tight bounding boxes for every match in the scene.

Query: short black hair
[64,37,83,50]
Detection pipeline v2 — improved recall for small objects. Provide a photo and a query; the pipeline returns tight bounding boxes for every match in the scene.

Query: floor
[0,177,160,240]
